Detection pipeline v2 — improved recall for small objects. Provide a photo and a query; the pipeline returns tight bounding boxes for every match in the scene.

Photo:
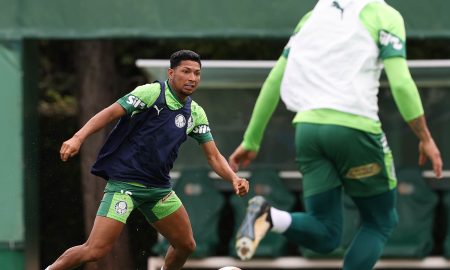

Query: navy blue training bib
[91,81,192,188]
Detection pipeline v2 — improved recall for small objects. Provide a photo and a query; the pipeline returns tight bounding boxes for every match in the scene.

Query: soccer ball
[218,267,242,270]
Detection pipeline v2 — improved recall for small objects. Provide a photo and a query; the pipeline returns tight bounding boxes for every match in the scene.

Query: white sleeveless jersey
[281,0,384,120]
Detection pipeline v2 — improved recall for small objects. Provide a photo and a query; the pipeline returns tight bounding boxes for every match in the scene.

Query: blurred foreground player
[229,1,442,269]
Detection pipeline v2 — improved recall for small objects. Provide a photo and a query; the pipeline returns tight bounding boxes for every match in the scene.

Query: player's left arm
[365,3,422,121]
[189,102,249,196]
[385,59,443,178]
[375,4,443,178]
[201,141,249,196]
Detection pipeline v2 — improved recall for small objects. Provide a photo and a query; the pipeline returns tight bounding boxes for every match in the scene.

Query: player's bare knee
[179,238,196,255]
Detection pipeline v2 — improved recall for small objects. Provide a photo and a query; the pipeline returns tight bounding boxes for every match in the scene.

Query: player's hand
[418,139,443,179]
[60,135,83,162]
[232,178,249,197]
[228,145,258,172]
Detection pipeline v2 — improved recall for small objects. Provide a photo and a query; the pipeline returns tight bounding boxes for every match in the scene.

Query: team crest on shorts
[175,114,186,128]
[115,201,128,215]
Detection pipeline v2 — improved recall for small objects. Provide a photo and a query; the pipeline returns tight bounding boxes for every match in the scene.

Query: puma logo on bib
[153,105,164,115]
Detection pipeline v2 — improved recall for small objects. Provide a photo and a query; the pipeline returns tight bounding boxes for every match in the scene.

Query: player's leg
[137,189,195,270]
[48,216,125,270]
[152,206,196,270]
[46,181,134,270]
[284,186,343,253]
[343,189,398,270]
[332,131,398,270]
[235,177,343,259]
[235,195,272,260]
[236,123,343,259]
[283,123,344,252]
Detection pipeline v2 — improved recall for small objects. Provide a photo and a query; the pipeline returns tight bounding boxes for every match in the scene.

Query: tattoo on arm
[408,116,431,141]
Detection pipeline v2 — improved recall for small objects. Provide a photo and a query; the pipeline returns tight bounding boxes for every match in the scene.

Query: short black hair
[169,50,202,69]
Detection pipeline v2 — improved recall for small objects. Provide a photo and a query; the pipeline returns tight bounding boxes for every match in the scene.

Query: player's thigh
[152,205,194,247]
[323,128,396,197]
[351,188,398,234]
[90,181,136,250]
[136,190,193,244]
[295,123,342,198]
[85,216,126,251]
[137,189,182,223]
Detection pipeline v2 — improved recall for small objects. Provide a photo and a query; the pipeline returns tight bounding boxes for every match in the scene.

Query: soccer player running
[229,0,443,269]
[46,50,249,270]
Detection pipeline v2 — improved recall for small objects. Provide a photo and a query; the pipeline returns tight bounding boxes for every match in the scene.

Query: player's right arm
[228,54,287,171]
[60,83,161,161]
[60,103,126,161]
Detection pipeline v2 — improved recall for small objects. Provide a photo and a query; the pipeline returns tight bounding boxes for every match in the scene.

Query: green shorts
[97,180,182,223]
[295,123,397,198]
